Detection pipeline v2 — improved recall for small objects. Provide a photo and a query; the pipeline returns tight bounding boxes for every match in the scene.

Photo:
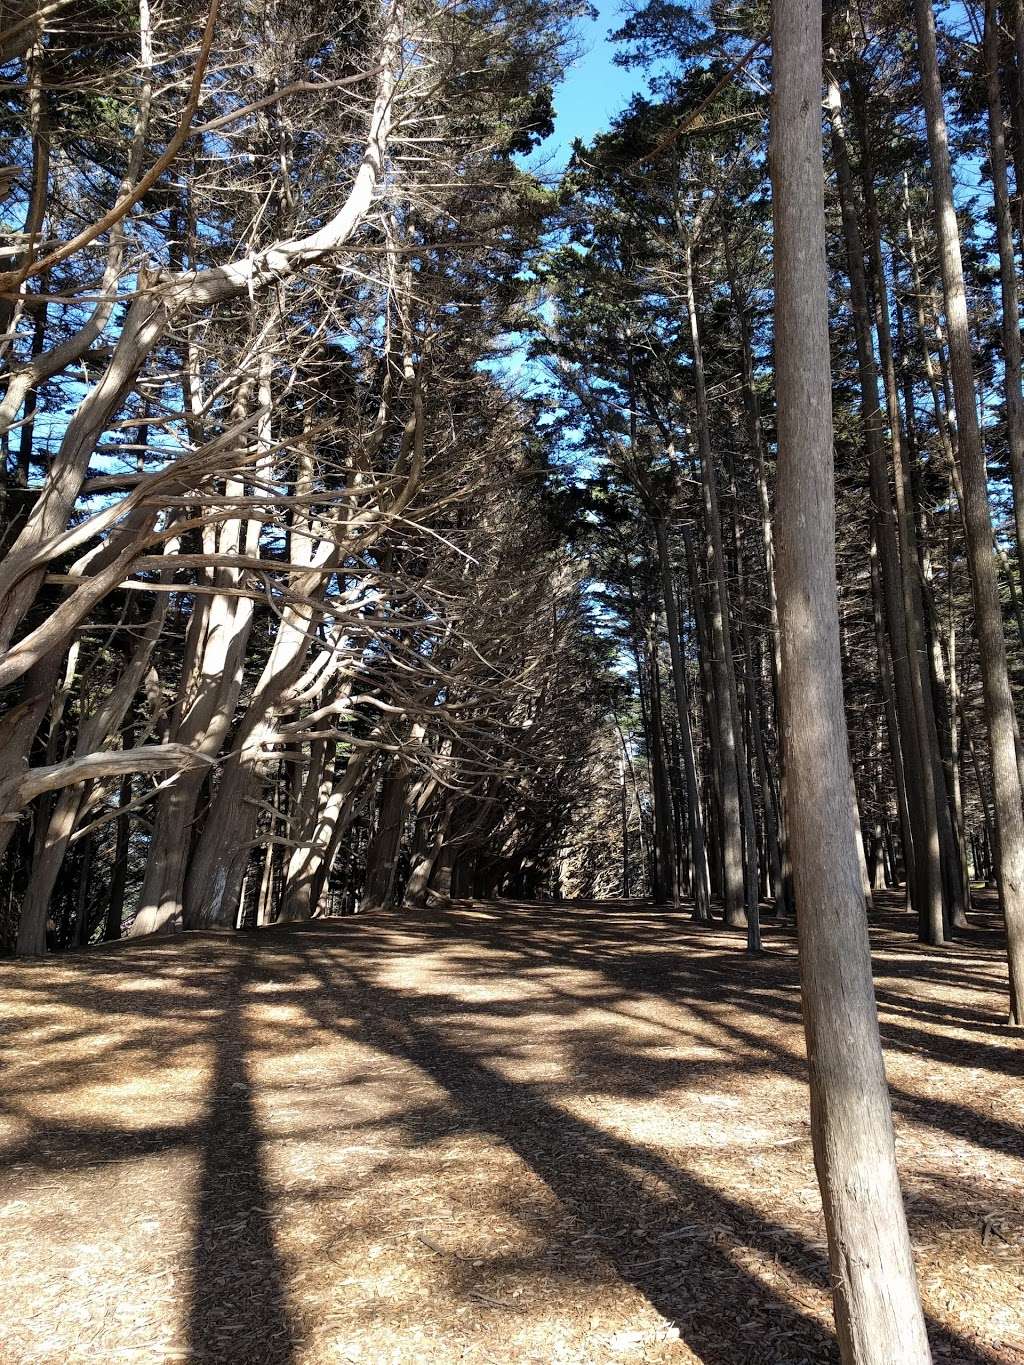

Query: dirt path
[0,900,1021,1364]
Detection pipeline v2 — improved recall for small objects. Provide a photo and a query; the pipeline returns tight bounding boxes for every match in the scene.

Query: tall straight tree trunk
[683,526,725,902]
[915,0,1024,1023]
[646,630,679,904]
[838,600,875,912]
[946,624,972,913]
[743,613,782,907]
[826,64,945,945]
[631,633,662,898]
[725,232,788,915]
[619,750,631,897]
[771,3,933,1359]
[849,74,966,932]
[683,242,749,928]
[655,517,710,919]
[870,535,916,911]
[986,0,1024,571]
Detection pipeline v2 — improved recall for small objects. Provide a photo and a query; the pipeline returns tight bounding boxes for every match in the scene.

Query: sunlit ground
[0,897,1021,1364]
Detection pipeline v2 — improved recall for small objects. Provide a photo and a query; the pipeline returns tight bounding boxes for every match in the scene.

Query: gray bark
[771,3,933,1357]
[915,0,1024,1022]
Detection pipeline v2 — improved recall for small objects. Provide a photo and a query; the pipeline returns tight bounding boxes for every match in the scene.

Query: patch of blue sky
[480,3,644,399]
[521,0,648,174]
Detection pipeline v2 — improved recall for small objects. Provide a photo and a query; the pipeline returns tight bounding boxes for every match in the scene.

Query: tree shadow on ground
[187,938,297,1364]
[285,929,1006,1365]
[291,938,839,1365]
[0,903,1017,1364]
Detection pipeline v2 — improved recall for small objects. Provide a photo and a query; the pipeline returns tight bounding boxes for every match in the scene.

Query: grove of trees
[3,0,1024,1358]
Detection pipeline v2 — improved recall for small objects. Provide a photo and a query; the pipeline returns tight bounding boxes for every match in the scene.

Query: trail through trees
[3,1,1024,1361]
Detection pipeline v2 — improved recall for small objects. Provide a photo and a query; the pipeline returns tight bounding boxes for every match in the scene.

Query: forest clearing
[1,901,1021,1365]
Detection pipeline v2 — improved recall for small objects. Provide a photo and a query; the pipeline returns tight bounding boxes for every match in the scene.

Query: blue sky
[534,1,648,168]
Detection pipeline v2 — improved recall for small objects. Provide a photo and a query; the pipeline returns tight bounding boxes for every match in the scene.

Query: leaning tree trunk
[915,0,1024,1024]
[0,4,405,832]
[771,2,933,1360]
[278,749,371,923]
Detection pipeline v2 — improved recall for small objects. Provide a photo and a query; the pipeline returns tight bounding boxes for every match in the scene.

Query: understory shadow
[0,902,1015,1365]
[292,944,835,1363]
[187,939,296,1364]
[282,912,1007,1365]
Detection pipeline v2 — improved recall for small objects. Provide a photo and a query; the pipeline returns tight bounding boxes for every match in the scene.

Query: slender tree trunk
[655,517,710,918]
[986,0,1024,571]
[683,242,748,926]
[646,630,679,904]
[744,618,782,907]
[619,750,631,897]
[826,63,945,945]
[725,236,788,915]
[870,537,915,912]
[683,526,725,904]
[771,5,933,1358]
[105,761,132,942]
[74,836,94,947]
[915,0,1024,1022]
[851,78,967,933]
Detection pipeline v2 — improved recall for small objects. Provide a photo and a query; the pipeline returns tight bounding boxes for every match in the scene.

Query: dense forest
[2,0,1024,1361]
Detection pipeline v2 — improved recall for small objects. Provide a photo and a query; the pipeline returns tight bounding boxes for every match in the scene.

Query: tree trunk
[279,750,370,922]
[645,628,679,904]
[655,518,710,918]
[850,75,967,933]
[771,3,933,1358]
[683,244,748,926]
[105,762,132,942]
[826,62,944,944]
[915,0,1024,1023]
[986,0,1024,572]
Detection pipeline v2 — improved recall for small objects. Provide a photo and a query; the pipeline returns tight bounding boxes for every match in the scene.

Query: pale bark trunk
[131,527,255,936]
[771,4,932,1358]
[0,0,404,721]
[279,750,370,922]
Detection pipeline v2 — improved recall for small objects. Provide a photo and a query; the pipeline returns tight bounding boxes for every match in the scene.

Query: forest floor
[0,896,1022,1365]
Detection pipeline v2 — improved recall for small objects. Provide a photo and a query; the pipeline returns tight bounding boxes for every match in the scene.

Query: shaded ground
[0,897,1022,1364]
